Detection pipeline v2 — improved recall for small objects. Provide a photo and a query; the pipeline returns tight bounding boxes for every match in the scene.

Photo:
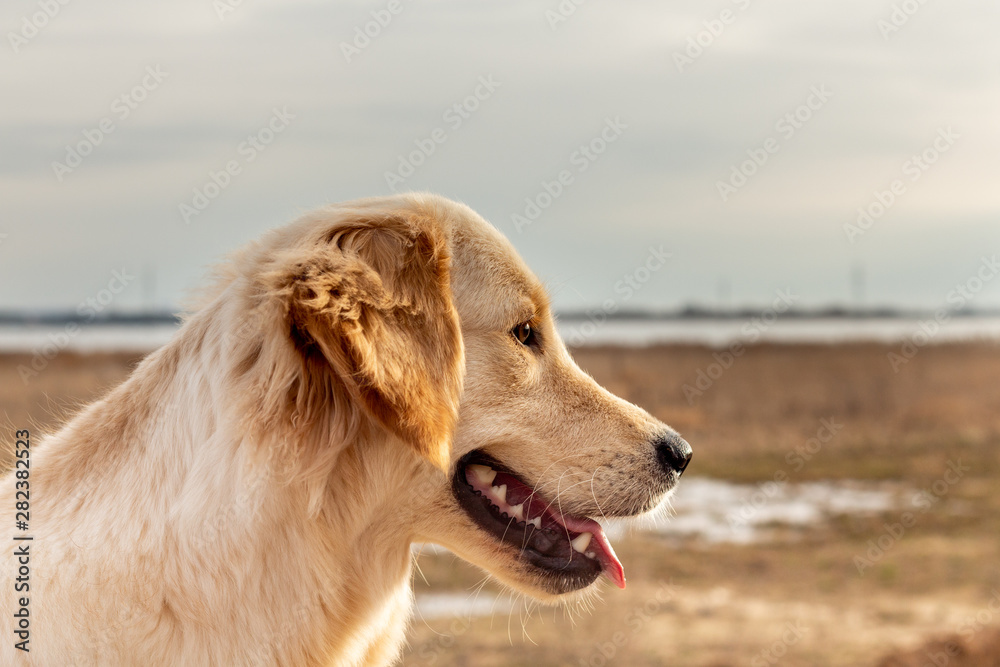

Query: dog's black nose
[654,433,692,477]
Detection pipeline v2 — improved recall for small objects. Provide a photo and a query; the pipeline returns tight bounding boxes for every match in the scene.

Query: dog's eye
[512,321,537,347]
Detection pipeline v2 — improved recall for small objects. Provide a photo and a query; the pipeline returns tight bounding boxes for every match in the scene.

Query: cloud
[1,0,998,311]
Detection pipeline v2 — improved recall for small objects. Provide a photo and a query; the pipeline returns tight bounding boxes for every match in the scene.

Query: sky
[1,0,999,314]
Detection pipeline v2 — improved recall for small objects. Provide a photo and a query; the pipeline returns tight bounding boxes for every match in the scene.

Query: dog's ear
[278,210,463,471]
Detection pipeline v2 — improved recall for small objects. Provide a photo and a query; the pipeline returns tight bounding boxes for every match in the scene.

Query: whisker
[412,544,430,587]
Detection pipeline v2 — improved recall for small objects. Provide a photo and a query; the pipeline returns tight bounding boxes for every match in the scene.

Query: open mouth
[451,450,626,592]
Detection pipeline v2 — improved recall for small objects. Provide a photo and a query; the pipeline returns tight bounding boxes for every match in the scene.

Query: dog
[1,193,691,666]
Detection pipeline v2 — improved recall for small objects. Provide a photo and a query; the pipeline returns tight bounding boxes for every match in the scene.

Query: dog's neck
[29,315,421,666]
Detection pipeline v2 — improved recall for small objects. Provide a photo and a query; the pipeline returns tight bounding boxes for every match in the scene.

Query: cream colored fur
[0,194,681,666]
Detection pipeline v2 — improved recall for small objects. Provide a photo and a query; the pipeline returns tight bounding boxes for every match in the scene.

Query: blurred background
[2,1,1000,665]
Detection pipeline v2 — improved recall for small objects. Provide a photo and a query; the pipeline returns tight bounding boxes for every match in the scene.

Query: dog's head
[237,193,690,599]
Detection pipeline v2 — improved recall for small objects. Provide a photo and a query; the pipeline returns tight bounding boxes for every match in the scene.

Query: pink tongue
[469,468,626,589]
[559,514,626,589]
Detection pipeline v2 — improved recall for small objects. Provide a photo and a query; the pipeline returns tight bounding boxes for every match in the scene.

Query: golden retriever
[0,193,691,666]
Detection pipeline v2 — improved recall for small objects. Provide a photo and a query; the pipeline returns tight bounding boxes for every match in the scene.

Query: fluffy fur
[0,194,686,666]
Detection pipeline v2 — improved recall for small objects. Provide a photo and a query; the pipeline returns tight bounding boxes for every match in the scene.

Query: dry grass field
[2,342,999,665]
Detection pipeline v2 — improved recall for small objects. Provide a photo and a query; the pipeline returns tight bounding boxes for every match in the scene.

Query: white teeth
[493,484,507,504]
[510,504,524,521]
[468,464,496,485]
[528,517,541,529]
[585,551,596,559]
[571,532,593,553]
